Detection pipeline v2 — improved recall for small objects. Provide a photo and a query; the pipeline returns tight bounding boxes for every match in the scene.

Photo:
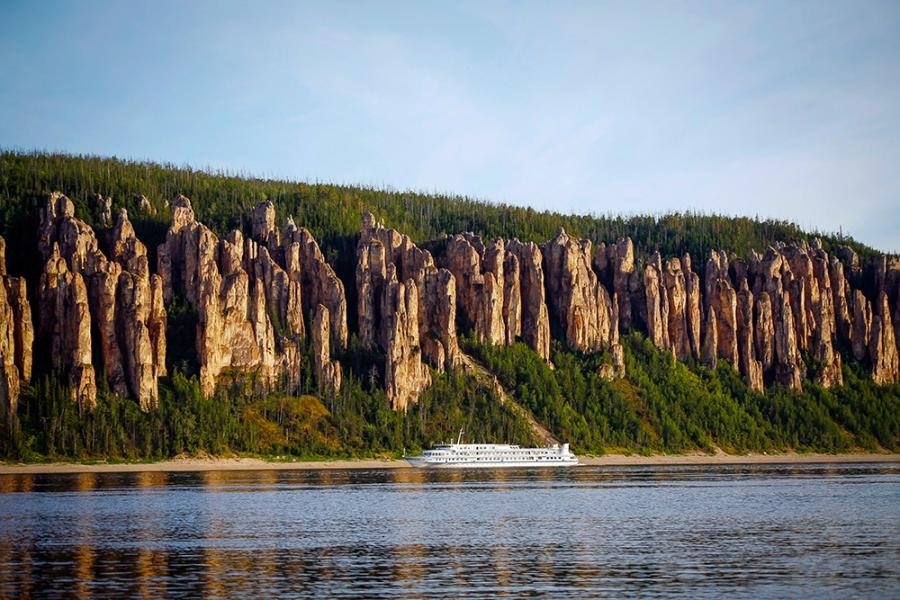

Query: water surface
[1,463,897,597]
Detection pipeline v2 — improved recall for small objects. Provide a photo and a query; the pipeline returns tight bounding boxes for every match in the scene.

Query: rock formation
[252,201,280,255]
[39,243,97,408]
[284,221,347,350]
[705,251,739,368]
[597,237,637,331]
[136,194,156,215]
[748,248,801,390]
[502,252,521,345]
[541,229,623,375]
[683,254,703,359]
[444,234,506,346]
[90,193,113,228]
[38,194,166,410]
[312,304,342,396]
[506,239,551,362]
[619,237,891,392]
[870,291,898,385]
[18,191,900,418]
[660,258,690,359]
[381,264,431,411]
[358,213,458,372]
[0,237,34,417]
[158,196,276,397]
[642,256,669,353]
[736,280,764,392]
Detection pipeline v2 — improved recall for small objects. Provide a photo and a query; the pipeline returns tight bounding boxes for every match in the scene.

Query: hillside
[0,150,897,460]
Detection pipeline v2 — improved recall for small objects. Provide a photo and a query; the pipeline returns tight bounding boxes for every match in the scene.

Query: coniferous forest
[0,150,897,461]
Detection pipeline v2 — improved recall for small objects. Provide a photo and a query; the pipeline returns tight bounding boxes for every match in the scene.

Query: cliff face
[0,236,34,417]
[505,239,551,362]
[356,213,453,409]
[542,230,624,376]
[312,304,342,397]
[10,193,899,416]
[592,233,896,390]
[158,198,345,398]
[36,194,166,410]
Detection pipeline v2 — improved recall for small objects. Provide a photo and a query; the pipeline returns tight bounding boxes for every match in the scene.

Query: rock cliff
[356,213,453,408]
[37,194,166,410]
[159,197,344,397]
[0,237,34,417]
[14,193,900,416]
[542,230,623,375]
[505,239,551,361]
[312,304,342,396]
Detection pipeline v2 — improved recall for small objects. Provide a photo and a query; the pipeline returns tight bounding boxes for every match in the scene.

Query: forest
[0,150,897,461]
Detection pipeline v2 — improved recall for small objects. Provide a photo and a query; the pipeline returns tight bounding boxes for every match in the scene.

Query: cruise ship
[404,431,579,468]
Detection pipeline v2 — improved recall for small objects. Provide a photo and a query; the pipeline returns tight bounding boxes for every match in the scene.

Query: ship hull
[404,458,579,468]
[405,439,579,468]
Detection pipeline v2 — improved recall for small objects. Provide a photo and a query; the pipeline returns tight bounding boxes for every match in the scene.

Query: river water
[0,463,897,597]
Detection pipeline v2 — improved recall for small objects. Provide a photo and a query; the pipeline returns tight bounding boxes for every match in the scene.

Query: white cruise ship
[404,431,579,468]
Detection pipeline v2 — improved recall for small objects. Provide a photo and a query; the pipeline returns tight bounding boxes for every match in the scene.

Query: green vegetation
[0,150,896,462]
[0,150,878,291]
[1,360,536,462]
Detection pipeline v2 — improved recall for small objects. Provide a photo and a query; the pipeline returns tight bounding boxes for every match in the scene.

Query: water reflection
[0,463,897,597]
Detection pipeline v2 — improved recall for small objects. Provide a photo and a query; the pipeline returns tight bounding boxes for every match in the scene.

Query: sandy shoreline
[1,452,897,475]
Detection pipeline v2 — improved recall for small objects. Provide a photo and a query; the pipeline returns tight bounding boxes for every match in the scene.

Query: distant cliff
[0,152,897,458]
[2,193,897,419]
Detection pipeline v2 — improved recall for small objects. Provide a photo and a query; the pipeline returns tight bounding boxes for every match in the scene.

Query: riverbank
[1,451,897,474]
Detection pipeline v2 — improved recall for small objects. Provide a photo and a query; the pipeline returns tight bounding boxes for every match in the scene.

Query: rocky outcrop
[444,234,506,345]
[284,221,347,350]
[137,194,156,215]
[870,291,898,385]
[622,237,888,393]
[355,213,464,409]
[0,237,34,417]
[312,304,342,396]
[358,213,458,371]
[252,201,280,254]
[159,196,278,397]
[38,194,166,410]
[503,252,521,345]
[736,281,764,392]
[755,292,775,371]
[662,258,691,360]
[90,193,113,228]
[21,191,900,417]
[642,257,669,353]
[774,287,804,391]
[382,264,431,411]
[506,240,551,361]
[683,254,703,359]
[808,243,843,387]
[829,255,853,342]
[542,230,620,361]
[702,305,718,368]
[39,244,97,408]
[597,237,637,331]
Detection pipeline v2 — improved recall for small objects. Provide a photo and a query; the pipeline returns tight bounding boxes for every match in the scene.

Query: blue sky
[2,1,899,251]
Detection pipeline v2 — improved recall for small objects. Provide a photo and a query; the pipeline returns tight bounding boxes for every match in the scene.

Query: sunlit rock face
[0,235,34,417]
[38,194,165,410]
[505,239,551,362]
[159,198,346,398]
[20,193,900,416]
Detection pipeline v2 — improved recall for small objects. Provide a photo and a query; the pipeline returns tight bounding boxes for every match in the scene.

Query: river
[1,463,897,597]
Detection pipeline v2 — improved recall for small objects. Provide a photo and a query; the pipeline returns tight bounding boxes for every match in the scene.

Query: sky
[1,1,899,252]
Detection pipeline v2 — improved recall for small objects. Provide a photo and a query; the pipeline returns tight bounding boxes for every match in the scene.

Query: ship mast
[457,429,464,445]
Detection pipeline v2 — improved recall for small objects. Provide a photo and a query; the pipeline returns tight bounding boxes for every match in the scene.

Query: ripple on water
[0,463,897,597]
